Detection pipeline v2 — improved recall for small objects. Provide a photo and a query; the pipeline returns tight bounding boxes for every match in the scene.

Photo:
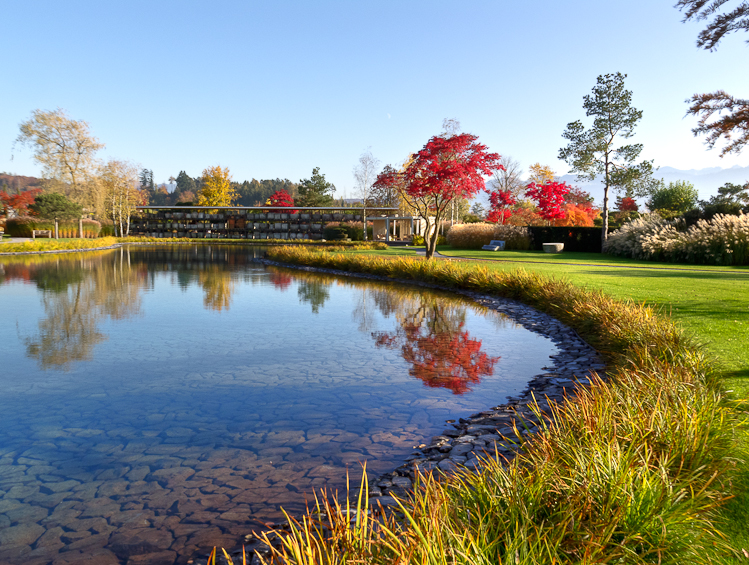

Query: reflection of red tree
[374,321,499,395]
[1,264,33,284]
[269,271,293,291]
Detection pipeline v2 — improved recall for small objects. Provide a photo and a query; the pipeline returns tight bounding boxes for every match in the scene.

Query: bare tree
[489,155,525,200]
[442,118,462,136]
[353,148,381,241]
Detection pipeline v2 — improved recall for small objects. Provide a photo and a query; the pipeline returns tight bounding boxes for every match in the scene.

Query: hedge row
[6,217,101,238]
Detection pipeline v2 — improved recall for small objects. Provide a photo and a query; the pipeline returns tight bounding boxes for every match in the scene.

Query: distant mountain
[558,165,749,206]
[0,173,43,193]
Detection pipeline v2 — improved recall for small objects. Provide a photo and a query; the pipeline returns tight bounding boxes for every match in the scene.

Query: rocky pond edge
[223,257,607,563]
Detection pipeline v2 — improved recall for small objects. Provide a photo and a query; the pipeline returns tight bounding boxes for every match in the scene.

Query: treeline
[144,170,300,207]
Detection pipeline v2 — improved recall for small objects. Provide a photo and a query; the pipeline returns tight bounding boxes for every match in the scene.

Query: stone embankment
[229,259,606,565]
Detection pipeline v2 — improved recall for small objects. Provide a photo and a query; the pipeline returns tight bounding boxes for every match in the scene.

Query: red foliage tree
[0,188,42,216]
[557,203,595,227]
[265,189,297,213]
[525,180,570,222]
[486,189,516,224]
[375,133,502,258]
[553,186,599,226]
[616,196,639,212]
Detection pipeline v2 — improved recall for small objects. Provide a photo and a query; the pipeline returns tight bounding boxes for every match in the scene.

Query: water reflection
[198,265,236,311]
[0,246,556,565]
[1,251,146,370]
[370,295,499,394]
[269,270,502,394]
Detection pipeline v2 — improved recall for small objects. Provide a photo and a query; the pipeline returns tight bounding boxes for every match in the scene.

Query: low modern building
[130,206,406,241]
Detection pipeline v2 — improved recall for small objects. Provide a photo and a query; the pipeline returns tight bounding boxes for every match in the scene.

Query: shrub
[6,217,101,238]
[413,234,447,246]
[528,226,609,253]
[323,221,366,241]
[323,224,349,240]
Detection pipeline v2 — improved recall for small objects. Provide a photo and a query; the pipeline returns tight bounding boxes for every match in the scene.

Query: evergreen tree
[30,192,82,220]
[559,72,657,243]
[297,167,335,207]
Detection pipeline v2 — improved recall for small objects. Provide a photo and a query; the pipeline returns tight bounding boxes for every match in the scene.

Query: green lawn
[432,248,749,377]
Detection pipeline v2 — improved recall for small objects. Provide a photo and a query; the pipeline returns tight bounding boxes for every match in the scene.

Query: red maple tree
[0,188,42,216]
[525,180,570,222]
[486,189,516,224]
[374,133,502,258]
[266,189,297,213]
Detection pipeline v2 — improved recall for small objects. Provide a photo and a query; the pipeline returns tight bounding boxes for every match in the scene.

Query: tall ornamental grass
[255,246,741,564]
[446,223,531,250]
[605,212,749,265]
[6,216,102,238]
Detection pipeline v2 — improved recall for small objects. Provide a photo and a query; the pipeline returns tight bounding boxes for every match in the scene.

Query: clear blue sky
[2,0,747,196]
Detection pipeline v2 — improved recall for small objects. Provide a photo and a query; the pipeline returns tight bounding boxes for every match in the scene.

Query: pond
[0,245,558,565]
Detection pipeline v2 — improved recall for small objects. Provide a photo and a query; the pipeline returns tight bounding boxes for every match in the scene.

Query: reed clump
[253,246,741,564]
[446,223,531,250]
[605,212,749,265]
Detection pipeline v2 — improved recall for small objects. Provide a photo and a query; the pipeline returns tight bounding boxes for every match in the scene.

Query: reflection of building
[131,206,402,241]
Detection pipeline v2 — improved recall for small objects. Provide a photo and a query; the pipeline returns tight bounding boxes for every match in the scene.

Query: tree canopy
[15,109,104,210]
[648,180,699,215]
[197,166,236,207]
[677,1,749,156]
[676,0,749,50]
[29,192,83,220]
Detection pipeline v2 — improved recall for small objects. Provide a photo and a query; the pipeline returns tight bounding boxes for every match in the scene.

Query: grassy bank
[258,246,743,564]
[0,237,389,254]
[0,236,119,253]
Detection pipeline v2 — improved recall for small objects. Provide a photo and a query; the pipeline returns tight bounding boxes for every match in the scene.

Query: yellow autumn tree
[197,165,236,207]
[527,163,556,186]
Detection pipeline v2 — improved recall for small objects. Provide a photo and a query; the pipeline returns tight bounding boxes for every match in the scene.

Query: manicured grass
[437,247,749,272]
[435,248,749,379]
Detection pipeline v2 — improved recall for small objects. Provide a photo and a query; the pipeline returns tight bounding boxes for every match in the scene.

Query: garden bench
[482,240,505,251]
[32,230,53,239]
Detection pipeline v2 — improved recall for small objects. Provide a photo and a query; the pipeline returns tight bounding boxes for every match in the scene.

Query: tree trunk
[79,217,83,238]
[363,207,367,241]
[601,161,610,246]
[424,215,440,259]
[54,219,59,239]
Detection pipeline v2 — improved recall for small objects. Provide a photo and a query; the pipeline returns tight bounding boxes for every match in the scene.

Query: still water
[0,245,557,565]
